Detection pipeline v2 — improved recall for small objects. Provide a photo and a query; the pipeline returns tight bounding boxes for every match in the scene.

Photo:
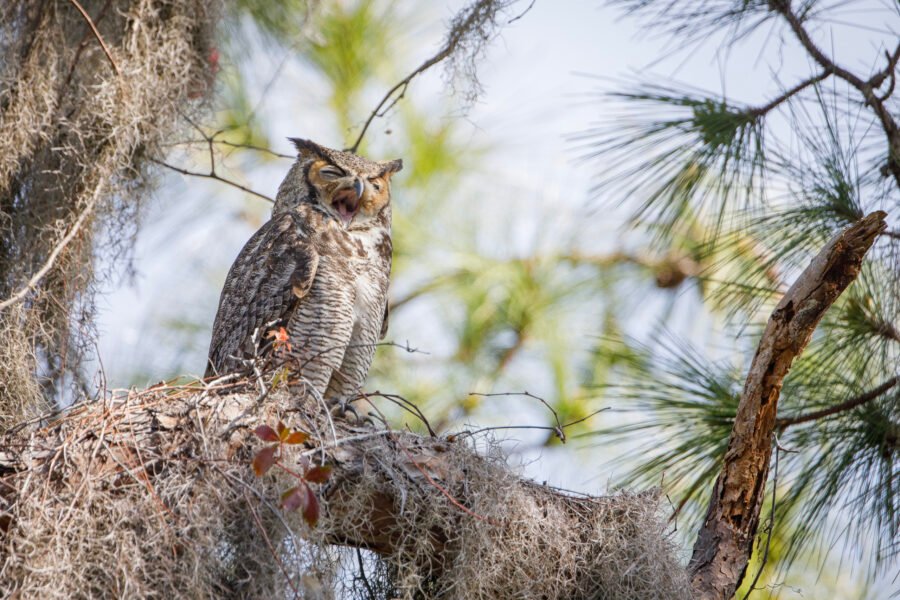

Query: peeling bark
[688,212,887,600]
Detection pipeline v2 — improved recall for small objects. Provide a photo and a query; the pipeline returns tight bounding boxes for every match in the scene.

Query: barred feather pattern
[205,143,395,403]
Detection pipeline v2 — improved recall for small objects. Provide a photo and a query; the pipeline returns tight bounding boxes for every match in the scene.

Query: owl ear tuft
[289,138,325,160]
[382,159,403,175]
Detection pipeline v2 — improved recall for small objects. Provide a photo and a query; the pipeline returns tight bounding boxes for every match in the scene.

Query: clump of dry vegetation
[0,381,689,599]
[0,0,218,417]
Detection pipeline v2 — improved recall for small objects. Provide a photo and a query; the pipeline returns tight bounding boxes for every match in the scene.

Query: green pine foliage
[582,0,900,591]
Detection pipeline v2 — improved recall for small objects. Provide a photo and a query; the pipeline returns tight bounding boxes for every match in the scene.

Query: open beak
[332,178,364,226]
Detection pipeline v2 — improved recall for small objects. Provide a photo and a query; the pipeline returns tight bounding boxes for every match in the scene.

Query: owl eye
[369,178,383,191]
[319,166,344,180]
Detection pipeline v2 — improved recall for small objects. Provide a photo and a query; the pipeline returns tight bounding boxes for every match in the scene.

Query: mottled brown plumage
[206,139,402,402]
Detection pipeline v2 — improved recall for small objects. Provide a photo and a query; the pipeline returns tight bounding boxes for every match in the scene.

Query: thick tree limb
[688,211,887,600]
[0,382,687,598]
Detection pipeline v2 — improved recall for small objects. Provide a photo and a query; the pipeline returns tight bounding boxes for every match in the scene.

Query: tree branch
[747,70,831,117]
[150,158,274,203]
[347,46,456,153]
[0,383,688,597]
[771,2,900,186]
[776,375,899,429]
[347,0,526,153]
[688,211,887,600]
[65,0,120,76]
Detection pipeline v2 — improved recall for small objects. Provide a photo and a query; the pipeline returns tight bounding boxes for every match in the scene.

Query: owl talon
[330,397,360,422]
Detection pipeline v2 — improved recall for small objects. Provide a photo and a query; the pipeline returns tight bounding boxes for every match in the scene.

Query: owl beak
[332,179,364,226]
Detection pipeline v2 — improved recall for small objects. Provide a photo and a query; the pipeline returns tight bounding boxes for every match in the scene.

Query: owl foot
[329,396,361,422]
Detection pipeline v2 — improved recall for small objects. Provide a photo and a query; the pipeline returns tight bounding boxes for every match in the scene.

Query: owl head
[273,138,403,229]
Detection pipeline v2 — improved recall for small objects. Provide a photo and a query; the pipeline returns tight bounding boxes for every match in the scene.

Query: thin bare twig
[363,391,436,437]
[355,547,377,599]
[454,408,608,442]
[470,390,565,440]
[66,0,120,75]
[507,0,536,24]
[150,158,274,203]
[0,193,100,312]
[243,489,301,598]
[347,0,524,152]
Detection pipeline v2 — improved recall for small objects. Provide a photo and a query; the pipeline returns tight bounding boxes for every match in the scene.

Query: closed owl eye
[319,165,345,180]
[368,177,383,191]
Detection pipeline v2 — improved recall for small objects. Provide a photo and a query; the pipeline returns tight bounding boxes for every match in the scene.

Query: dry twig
[65,0,120,75]
[0,193,100,312]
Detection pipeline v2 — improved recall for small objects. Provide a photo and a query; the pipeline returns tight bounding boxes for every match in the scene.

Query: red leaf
[302,486,320,527]
[276,421,289,441]
[283,431,309,445]
[252,445,277,477]
[305,465,332,484]
[254,425,279,442]
[281,486,307,512]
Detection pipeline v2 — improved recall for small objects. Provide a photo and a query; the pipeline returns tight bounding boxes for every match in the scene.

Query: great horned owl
[205,138,402,403]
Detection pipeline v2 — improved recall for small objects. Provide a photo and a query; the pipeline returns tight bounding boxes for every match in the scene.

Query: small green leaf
[252,445,277,477]
[305,465,332,484]
[254,425,279,442]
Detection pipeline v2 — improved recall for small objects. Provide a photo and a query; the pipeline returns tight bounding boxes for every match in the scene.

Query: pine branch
[747,70,831,117]
[776,376,899,429]
[771,1,900,187]
[689,211,887,600]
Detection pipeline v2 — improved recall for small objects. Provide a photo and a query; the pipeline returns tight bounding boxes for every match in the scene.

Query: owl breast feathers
[205,138,402,402]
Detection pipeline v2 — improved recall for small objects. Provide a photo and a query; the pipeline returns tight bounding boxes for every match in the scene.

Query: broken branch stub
[689,211,887,600]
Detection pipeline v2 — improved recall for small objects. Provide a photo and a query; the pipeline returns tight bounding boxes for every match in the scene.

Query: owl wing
[205,213,319,377]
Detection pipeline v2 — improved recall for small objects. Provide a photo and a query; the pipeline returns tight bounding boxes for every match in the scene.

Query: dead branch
[347,0,526,153]
[688,211,887,600]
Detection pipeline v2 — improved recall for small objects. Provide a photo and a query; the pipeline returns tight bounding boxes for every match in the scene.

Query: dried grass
[0,382,690,599]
